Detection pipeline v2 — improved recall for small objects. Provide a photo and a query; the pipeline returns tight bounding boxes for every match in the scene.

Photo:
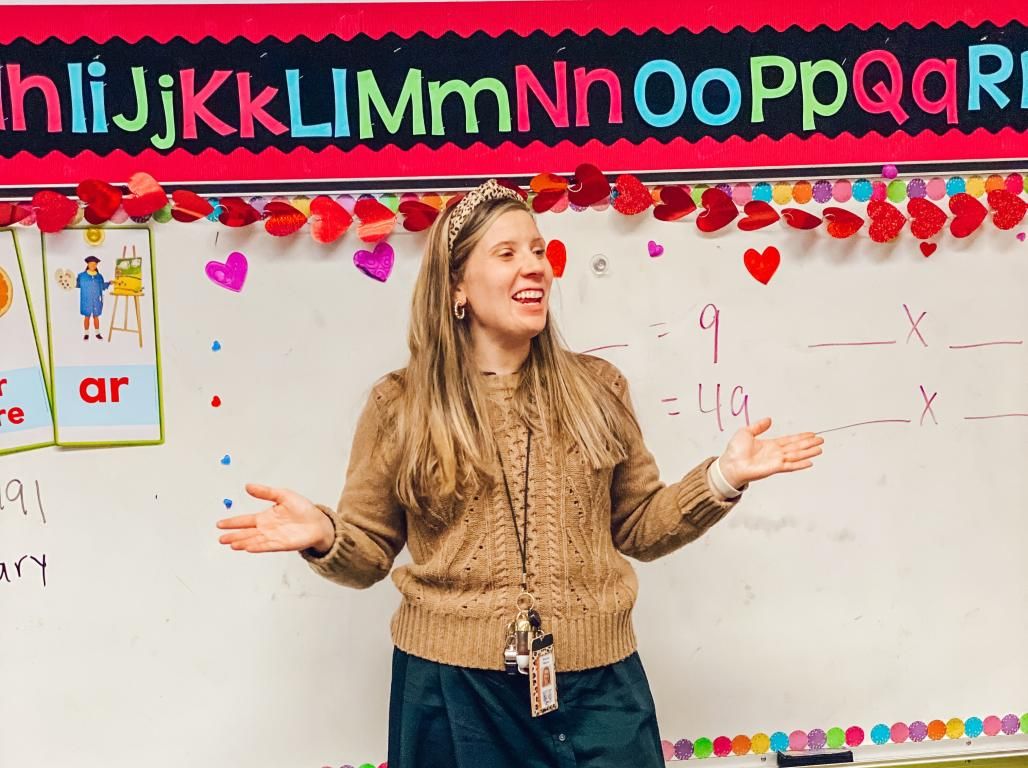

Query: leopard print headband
[446,179,524,251]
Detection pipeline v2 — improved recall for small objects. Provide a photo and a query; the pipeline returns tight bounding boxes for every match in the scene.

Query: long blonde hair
[391,194,634,524]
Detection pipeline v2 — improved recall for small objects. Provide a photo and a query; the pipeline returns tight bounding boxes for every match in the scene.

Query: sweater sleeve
[608,370,740,562]
[299,386,407,589]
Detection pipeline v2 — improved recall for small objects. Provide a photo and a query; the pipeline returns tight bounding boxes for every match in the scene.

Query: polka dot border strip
[659,712,1028,760]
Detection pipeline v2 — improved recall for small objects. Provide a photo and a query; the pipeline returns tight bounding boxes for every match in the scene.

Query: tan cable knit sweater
[301,355,740,671]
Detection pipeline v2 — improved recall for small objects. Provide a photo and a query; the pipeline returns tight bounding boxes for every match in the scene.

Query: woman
[76,255,111,341]
[216,179,823,767]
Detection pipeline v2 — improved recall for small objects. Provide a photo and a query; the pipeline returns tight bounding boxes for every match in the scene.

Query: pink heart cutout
[647,240,664,257]
[205,251,248,292]
[354,241,394,283]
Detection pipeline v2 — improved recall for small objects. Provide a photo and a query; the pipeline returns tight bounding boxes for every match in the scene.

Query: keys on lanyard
[504,593,543,675]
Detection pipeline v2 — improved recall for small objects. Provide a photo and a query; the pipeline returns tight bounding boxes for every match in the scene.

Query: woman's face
[456,209,553,349]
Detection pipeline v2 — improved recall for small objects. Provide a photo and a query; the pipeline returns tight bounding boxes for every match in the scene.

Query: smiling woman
[216,178,823,768]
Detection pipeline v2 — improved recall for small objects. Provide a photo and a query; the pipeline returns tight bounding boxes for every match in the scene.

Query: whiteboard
[2,201,1026,768]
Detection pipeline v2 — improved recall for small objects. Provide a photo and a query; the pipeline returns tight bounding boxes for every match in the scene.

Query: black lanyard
[497,430,531,592]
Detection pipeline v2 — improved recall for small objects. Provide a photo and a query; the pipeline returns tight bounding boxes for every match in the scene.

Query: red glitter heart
[611,174,652,215]
[32,190,78,233]
[987,189,1028,230]
[907,198,947,239]
[867,200,907,243]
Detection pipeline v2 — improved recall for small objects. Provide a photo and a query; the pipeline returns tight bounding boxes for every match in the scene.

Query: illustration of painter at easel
[76,255,111,341]
[70,246,146,348]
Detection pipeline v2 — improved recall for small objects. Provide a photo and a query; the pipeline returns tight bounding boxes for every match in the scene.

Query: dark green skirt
[387,647,665,768]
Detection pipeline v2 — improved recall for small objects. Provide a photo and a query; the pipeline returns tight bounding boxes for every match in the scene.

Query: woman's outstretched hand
[216,484,334,555]
[719,418,824,489]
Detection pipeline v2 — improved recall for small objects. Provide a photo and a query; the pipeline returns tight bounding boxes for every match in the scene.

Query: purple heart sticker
[647,240,664,258]
[353,241,394,283]
[205,251,248,292]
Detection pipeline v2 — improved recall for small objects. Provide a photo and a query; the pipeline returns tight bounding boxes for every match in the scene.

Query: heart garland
[7,171,1027,250]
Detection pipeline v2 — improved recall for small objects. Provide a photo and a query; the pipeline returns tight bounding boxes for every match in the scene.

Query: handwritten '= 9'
[699,303,720,364]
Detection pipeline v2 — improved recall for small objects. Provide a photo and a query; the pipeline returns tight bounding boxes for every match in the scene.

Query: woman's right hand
[216,484,335,555]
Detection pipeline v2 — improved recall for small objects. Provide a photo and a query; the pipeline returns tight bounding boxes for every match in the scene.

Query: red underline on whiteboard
[816,419,911,435]
[808,341,897,348]
[580,344,630,354]
[948,341,1024,349]
[963,413,1028,420]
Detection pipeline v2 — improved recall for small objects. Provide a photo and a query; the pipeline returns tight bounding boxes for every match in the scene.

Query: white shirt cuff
[707,457,745,500]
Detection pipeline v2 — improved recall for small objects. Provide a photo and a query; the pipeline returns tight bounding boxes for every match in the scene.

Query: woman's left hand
[718,418,824,489]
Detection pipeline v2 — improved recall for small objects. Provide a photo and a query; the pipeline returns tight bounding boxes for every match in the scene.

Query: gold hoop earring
[454,300,466,320]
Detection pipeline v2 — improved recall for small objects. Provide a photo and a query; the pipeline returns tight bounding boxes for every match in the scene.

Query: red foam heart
[263,201,308,237]
[218,197,261,227]
[399,200,440,232]
[354,197,397,243]
[696,188,738,233]
[920,242,938,257]
[907,198,947,239]
[567,163,609,207]
[122,172,167,217]
[310,195,352,243]
[782,208,822,230]
[0,202,32,226]
[611,174,652,215]
[743,246,780,285]
[948,193,987,238]
[170,190,214,223]
[987,189,1028,230]
[77,179,122,224]
[653,185,696,221]
[32,190,78,233]
[546,239,567,277]
[737,200,780,231]
[823,207,864,238]
[867,200,907,243]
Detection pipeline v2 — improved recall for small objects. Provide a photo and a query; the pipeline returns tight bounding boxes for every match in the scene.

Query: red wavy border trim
[4,129,1026,188]
[0,2,1022,44]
